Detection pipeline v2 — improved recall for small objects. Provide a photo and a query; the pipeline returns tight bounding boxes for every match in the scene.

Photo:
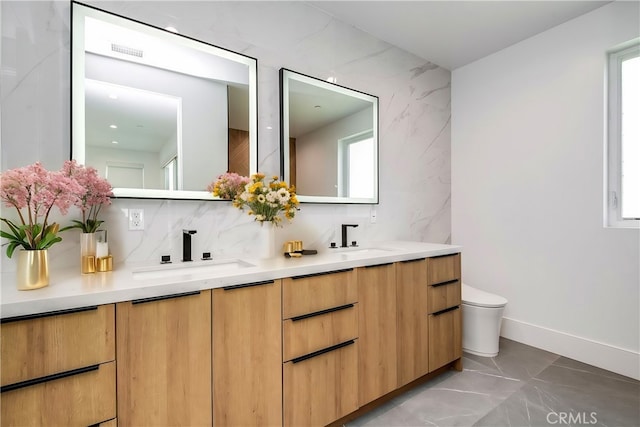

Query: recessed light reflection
[112,141,118,144]
[327,76,337,83]
[108,94,118,99]
[165,26,179,33]
[110,124,117,129]
[266,126,273,130]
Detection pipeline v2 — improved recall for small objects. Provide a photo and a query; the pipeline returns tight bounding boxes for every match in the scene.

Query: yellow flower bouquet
[233,174,299,226]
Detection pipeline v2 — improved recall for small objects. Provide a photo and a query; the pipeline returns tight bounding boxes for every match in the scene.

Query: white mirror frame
[280,68,379,204]
[71,2,258,200]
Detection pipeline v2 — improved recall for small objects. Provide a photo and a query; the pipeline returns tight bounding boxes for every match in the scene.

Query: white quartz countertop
[0,241,461,319]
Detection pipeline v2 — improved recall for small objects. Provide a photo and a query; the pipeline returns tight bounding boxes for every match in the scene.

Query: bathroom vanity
[0,241,462,426]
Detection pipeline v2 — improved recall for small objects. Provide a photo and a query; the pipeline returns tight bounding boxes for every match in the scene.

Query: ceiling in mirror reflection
[72,2,258,199]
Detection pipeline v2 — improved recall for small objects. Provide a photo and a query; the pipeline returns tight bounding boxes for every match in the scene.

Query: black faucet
[341,224,358,248]
[182,229,197,262]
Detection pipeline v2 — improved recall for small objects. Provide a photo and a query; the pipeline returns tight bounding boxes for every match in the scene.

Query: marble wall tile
[1,1,451,272]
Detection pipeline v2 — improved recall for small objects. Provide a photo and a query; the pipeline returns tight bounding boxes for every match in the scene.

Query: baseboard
[501,317,640,381]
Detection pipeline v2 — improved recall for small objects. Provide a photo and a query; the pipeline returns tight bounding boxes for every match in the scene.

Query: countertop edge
[0,241,462,319]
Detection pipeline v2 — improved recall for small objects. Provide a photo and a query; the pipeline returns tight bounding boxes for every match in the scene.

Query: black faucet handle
[183,229,197,234]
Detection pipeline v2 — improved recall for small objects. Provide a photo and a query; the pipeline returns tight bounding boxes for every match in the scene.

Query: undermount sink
[330,247,396,258]
[133,259,255,280]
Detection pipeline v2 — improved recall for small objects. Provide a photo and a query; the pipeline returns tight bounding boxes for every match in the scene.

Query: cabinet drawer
[427,253,461,285]
[283,340,358,427]
[283,269,356,319]
[427,280,461,314]
[0,361,116,427]
[428,306,462,372]
[283,303,358,362]
[1,304,115,386]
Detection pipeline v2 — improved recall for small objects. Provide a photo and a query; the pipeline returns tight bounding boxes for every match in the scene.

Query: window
[338,131,375,199]
[607,41,640,227]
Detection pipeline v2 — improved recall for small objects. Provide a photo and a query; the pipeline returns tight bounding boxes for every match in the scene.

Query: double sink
[132,245,397,281]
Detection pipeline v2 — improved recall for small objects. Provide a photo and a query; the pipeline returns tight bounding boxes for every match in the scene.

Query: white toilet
[462,283,508,357]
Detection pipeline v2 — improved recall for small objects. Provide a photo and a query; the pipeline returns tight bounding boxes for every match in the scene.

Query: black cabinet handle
[400,258,425,263]
[430,253,460,259]
[132,290,201,305]
[432,279,459,288]
[290,304,354,322]
[1,306,98,324]
[432,306,460,317]
[223,280,274,291]
[291,340,356,364]
[1,364,100,393]
[291,268,353,280]
[87,418,116,427]
[364,262,393,268]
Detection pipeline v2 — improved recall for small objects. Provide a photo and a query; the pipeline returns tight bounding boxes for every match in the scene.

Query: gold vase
[16,249,49,291]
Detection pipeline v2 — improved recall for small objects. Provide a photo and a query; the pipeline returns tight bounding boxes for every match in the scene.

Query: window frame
[607,41,640,228]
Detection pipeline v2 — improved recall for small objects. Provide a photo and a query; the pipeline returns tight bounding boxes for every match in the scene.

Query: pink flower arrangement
[208,172,251,200]
[60,160,113,233]
[0,162,84,257]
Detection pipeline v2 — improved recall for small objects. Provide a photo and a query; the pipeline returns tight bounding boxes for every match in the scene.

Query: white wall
[1,2,451,272]
[87,145,163,189]
[452,1,640,379]
[296,107,373,196]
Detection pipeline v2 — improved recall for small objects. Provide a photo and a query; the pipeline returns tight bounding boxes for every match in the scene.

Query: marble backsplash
[0,1,451,273]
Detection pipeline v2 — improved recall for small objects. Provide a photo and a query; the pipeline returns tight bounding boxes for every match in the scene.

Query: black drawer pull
[291,304,355,322]
[1,306,98,324]
[223,280,274,291]
[432,279,459,288]
[430,253,460,259]
[432,306,460,316]
[1,364,100,393]
[364,262,393,268]
[132,290,201,304]
[88,418,116,427]
[291,268,353,280]
[400,258,425,263]
[292,340,356,364]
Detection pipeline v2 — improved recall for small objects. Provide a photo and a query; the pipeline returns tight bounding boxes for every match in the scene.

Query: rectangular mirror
[280,68,379,204]
[72,2,258,200]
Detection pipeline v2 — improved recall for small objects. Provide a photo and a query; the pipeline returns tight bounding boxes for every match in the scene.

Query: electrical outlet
[129,209,144,230]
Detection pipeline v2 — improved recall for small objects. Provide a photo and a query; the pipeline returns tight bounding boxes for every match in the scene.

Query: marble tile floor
[347,338,640,427]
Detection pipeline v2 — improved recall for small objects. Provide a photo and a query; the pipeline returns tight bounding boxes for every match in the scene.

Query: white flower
[257,194,266,203]
[239,191,250,201]
[255,214,265,221]
[277,188,290,203]
[266,191,278,203]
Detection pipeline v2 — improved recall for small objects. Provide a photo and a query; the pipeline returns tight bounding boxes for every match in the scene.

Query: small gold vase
[16,249,49,291]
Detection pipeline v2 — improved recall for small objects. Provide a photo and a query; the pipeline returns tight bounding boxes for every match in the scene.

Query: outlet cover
[129,209,144,230]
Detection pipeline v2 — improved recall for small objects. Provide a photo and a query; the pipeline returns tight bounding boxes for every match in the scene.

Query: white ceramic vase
[258,223,277,259]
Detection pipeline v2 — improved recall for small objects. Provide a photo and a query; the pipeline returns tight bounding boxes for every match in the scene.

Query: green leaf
[6,242,19,259]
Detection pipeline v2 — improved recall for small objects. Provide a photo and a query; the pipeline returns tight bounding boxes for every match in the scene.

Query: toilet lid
[462,283,508,308]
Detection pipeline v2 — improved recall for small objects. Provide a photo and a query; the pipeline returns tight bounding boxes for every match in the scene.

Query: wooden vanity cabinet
[427,254,462,371]
[396,258,430,386]
[213,280,282,427]
[357,263,397,406]
[116,290,212,427]
[282,269,359,427]
[0,305,116,426]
